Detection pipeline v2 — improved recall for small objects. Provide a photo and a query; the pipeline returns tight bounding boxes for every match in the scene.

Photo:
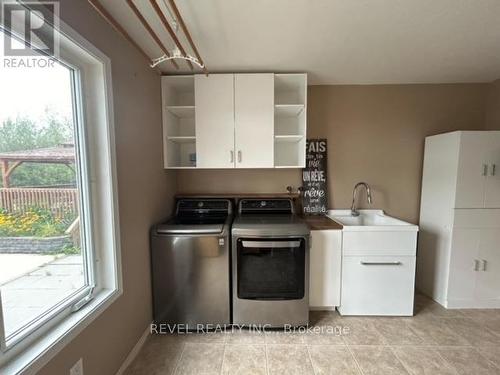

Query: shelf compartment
[162,76,195,106]
[274,137,306,168]
[165,138,196,168]
[166,105,195,118]
[167,136,196,143]
[275,74,306,105]
[274,104,305,117]
[274,135,304,143]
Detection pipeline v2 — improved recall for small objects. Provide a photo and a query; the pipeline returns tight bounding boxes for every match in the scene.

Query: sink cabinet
[328,210,418,316]
[340,255,416,316]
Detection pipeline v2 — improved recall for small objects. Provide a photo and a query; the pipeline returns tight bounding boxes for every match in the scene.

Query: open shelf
[166,105,195,118]
[275,104,305,117]
[274,135,304,143]
[274,74,307,168]
[165,137,196,168]
[162,76,197,168]
[162,76,195,106]
[168,136,196,143]
[275,74,306,105]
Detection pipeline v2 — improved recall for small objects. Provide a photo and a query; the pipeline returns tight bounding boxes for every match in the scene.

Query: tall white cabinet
[418,130,500,308]
[161,73,307,169]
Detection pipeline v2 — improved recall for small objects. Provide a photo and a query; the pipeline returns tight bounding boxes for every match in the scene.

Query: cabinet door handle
[481,259,487,271]
[230,150,234,163]
[238,150,242,163]
[491,164,496,177]
[482,164,488,176]
[360,261,402,266]
[474,259,480,271]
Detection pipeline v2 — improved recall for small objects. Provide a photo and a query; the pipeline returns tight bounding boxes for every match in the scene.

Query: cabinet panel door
[484,132,500,208]
[455,132,489,208]
[339,256,415,315]
[475,228,500,301]
[195,74,235,168]
[234,74,274,168]
[448,227,480,301]
[309,230,342,308]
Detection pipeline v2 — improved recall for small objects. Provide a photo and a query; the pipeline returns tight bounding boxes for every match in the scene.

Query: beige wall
[307,84,487,223]
[178,84,488,223]
[486,79,500,130]
[177,169,302,195]
[38,1,176,374]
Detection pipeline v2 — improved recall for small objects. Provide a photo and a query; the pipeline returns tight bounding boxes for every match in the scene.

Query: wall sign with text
[302,139,328,215]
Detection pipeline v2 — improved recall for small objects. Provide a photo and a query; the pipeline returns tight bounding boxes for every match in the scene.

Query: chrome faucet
[351,182,373,216]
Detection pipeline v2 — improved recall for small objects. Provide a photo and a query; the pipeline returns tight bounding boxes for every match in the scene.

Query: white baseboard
[446,299,500,309]
[115,323,151,375]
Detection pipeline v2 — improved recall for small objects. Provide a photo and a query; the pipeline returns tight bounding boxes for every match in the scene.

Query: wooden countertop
[176,192,300,199]
[302,215,343,230]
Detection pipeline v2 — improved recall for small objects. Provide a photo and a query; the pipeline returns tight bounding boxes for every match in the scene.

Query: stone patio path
[0,255,84,337]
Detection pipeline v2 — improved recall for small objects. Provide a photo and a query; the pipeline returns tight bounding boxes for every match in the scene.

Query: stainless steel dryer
[151,199,232,328]
[231,198,310,327]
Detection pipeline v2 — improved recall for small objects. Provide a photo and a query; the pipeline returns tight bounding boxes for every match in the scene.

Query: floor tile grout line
[264,342,270,375]
[344,339,365,375]
[219,343,227,375]
[471,346,500,371]
[171,341,186,375]
[434,349,460,375]
[305,345,317,375]
[388,346,412,375]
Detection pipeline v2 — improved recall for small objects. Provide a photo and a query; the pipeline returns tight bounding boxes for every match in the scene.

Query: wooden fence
[0,188,79,216]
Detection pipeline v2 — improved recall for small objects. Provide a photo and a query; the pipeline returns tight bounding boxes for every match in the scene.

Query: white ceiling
[100,0,500,84]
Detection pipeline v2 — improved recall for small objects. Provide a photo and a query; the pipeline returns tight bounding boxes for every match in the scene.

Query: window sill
[1,288,122,375]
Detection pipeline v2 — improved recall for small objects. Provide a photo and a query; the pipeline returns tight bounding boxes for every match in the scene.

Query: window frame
[0,3,122,374]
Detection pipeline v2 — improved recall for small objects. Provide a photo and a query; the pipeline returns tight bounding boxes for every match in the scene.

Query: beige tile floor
[125,294,500,375]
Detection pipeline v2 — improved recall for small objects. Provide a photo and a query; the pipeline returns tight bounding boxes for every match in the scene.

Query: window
[0,3,121,373]
[0,28,94,347]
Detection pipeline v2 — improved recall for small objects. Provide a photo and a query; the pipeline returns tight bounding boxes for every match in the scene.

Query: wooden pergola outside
[0,145,75,188]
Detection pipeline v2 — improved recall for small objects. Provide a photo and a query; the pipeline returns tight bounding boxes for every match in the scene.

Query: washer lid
[156,222,225,234]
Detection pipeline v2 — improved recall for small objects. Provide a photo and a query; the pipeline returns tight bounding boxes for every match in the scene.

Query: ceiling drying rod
[88,0,207,74]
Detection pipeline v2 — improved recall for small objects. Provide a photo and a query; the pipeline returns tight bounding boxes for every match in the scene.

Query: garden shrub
[0,207,76,237]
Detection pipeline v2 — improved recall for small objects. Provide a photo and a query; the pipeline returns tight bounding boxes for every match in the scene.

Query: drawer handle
[360,261,402,266]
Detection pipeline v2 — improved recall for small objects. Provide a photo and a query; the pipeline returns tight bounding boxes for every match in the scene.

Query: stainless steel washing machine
[151,199,232,328]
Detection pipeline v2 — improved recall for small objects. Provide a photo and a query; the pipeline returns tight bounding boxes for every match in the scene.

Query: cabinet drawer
[342,231,417,256]
[339,256,415,316]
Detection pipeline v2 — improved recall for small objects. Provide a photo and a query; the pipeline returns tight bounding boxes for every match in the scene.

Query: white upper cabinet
[455,132,490,208]
[274,74,307,168]
[455,131,500,208]
[234,74,274,168]
[195,74,235,168]
[161,76,196,168]
[161,73,307,169]
[484,132,500,208]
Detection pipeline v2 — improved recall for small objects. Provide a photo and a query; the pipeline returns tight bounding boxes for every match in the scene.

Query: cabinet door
[455,132,489,208]
[484,132,500,208]
[339,255,415,315]
[475,228,500,301]
[195,74,235,168]
[234,74,274,168]
[447,227,480,302]
[309,230,342,308]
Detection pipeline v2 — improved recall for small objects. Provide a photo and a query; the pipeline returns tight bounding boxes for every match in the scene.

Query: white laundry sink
[327,209,419,316]
[327,210,418,232]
